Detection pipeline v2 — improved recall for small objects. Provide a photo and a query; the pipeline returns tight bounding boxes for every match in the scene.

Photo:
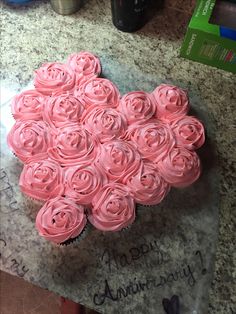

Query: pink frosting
[43,92,85,128]
[88,183,135,231]
[125,161,170,205]
[96,140,141,182]
[48,124,98,167]
[67,51,101,86]
[65,164,107,206]
[7,120,50,163]
[152,84,189,121]
[11,90,45,121]
[157,147,201,188]
[35,196,86,244]
[126,121,175,163]
[74,78,120,109]
[118,91,156,124]
[82,106,127,143]
[34,62,75,95]
[170,115,205,150]
[20,159,64,201]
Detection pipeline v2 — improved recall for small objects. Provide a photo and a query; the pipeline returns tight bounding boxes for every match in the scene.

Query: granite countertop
[1,1,236,314]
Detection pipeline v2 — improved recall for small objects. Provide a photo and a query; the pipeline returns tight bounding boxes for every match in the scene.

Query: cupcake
[64,163,108,207]
[19,159,64,201]
[82,106,127,143]
[157,146,201,188]
[88,183,135,232]
[74,77,120,109]
[48,124,98,167]
[118,91,156,125]
[67,51,101,86]
[34,62,75,95]
[42,92,85,129]
[152,84,189,122]
[125,121,175,163]
[95,140,141,182]
[124,160,170,206]
[169,115,205,150]
[11,89,45,121]
[35,196,87,245]
[7,120,51,163]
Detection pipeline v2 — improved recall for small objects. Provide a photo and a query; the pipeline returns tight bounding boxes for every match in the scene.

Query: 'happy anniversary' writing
[93,240,207,306]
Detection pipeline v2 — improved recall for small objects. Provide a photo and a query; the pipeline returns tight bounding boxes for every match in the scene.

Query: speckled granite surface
[1,1,236,314]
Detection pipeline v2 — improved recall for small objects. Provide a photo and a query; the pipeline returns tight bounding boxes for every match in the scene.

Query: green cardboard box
[180,0,236,73]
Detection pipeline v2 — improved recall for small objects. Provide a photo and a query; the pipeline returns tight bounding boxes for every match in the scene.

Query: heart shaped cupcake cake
[7,52,205,245]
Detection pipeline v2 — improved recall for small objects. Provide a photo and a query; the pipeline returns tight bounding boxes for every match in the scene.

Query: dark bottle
[111,0,149,32]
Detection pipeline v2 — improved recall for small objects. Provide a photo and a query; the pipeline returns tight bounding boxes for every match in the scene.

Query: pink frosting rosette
[74,77,120,108]
[82,106,127,143]
[65,164,107,206]
[152,84,189,121]
[170,116,205,150]
[157,147,201,188]
[125,161,170,205]
[88,183,135,231]
[34,62,75,95]
[36,196,87,244]
[126,122,175,163]
[11,90,45,121]
[67,51,101,85]
[96,140,141,182]
[48,124,98,167]
[118,91,156,124]
[7,120,50,163]
[43,92,85,128]
[19,159,64,201]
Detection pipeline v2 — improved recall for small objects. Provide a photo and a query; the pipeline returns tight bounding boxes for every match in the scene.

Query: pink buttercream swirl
[19,159,64,201]
[48,124,98,167]
[34,62,75,95]
[82,106,127,143]
[125,122,175,163]
[152,84,189,121]
[118,91,156,124]
[65,164,107,206]
[125,161,170,205]
[157,147,201,188]
[170,116,205,150]
[35,196,87,244]
[43,92,85,128]
[11,90,45,121]
[74,78,120,108]
[96,140,141,182]
[7,120,50,163]
[88,183,135,231]
[67,51,101,86]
